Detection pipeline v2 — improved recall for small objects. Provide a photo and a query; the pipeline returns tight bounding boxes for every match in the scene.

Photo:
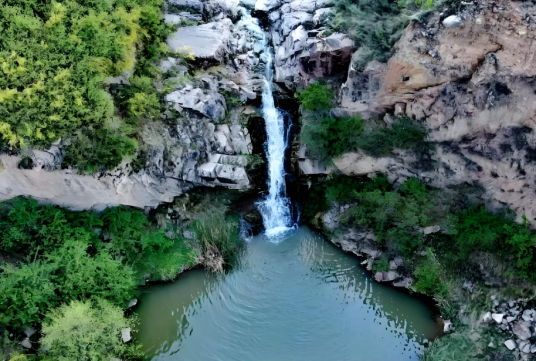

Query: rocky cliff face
[0,0,265,211]
[300,0,536,225]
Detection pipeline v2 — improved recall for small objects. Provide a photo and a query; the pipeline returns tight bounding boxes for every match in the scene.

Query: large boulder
[167,20,232,62]
[165,76,227,122]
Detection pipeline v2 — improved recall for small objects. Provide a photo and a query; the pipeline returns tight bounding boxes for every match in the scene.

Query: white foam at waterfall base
[238,10,296,241]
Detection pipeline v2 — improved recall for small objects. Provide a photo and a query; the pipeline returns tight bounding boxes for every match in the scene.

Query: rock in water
[127,299,138,309]
[512,321,532,340]
[374,272,383,282]
[442,15,463,28]
[482,312,492,322]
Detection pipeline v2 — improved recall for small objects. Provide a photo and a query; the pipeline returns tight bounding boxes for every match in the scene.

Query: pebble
[505,340,517,350]
[492,313,504,324]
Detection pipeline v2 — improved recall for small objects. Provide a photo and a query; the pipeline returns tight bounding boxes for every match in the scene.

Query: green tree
[0,262,57,329]
[295,83,334,111]
[41,298,141,361]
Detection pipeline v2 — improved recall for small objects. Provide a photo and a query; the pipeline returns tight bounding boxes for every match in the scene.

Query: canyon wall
[299,0,536,224]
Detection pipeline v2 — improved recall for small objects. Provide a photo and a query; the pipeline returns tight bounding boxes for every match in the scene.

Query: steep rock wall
[301,0,536,224]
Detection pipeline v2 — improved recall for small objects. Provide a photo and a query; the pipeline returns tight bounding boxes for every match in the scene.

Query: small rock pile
[484,297,536,357]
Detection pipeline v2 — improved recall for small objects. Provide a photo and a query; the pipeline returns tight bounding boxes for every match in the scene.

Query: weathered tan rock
[331,0,536,224]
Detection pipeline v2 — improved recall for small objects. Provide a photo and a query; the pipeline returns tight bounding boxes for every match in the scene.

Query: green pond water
[135,226,442,361]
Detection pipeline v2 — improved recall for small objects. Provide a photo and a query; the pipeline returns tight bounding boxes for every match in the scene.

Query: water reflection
[135,227,441,361]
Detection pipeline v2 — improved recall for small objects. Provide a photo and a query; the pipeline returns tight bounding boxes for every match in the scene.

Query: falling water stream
[238,10,296,238]
[135,8,442,360]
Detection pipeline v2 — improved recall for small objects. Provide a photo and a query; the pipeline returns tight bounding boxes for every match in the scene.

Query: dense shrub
[295,83,334,111]
[414,251,449,298]
[0,197,198,329]
[0,262,57,329]
[190,214,242,272]
[41,298,141,361]
[302,116,364,157]
[327,0,439,65]
[0,0,173,171]
[448,208,536,277]
[302,174,392,222]
[302,115,428,160]
[354,117,428,157]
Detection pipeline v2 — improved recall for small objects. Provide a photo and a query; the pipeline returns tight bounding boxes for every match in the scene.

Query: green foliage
[302,174,392,223]
[0,262,57,329]
[504,215,534,277]
[63,126,138,173]
[136,233,197,282]
[327,0,409,63]
[46,240,135,306]
[0,197,88,253]
[447,207,536,278]
[398,0,436,10]
[302,183,331,221]
[372,255,389,272]
[0,197,198,330]
[414,250,449,298]
[422,318,513,361]
[302,116,364,157]
[328,0,440,65]
[245,154,265,172]
[219,89,243,112]
[449,207,509,259]
[302,115,428,161]
[295,83,334,111]
[354,116,428,157]
[190,214,242,272]
[41,298,142,361]
[0,0,173,171]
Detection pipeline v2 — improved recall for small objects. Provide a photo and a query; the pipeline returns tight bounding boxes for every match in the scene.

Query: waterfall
[238,10,295,239]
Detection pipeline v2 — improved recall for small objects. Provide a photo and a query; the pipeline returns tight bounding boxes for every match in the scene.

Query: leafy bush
[295,83,334,111]
[190,214,242,272]
[302,174,392,223]
[41,298,141,361]
[327,0,409,63]
[448,207,536,278]
[0,262,57,329]
[327,0,439,65]
[354,116,428,157]
[301,115,428,160]
[0,197,198,329]
[372,255,389,272]
[46,240,136,306]
[0,0,173,171]
[414,250,449,298]
[0,197,85,254]
[302,116,364,157]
